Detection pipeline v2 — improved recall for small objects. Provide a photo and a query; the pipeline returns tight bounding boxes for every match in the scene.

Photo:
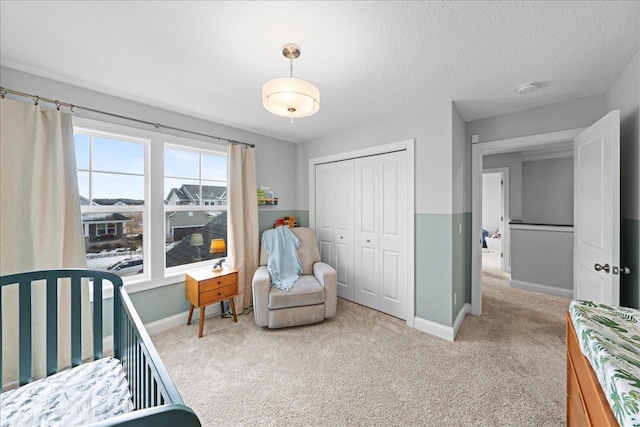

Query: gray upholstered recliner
[252,227,337,328]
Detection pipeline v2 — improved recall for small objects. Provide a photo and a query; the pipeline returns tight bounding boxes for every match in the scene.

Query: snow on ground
[87,252,138,271]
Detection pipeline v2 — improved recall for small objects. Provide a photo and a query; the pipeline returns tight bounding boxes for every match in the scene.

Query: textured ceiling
[1,1,638,143]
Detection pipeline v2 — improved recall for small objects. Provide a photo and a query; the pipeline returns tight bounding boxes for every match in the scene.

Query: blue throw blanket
[263,226,302,291]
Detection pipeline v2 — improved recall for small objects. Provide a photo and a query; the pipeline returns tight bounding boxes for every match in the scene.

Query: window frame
[163,143,228,275]
[74,118,228,298]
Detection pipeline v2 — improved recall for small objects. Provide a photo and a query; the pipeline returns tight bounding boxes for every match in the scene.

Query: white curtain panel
[227,143,259,313]
[0,98,91,386]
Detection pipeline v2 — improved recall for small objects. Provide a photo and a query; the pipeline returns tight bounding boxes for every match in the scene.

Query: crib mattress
[0,356,133,427]
[570,300,640,427]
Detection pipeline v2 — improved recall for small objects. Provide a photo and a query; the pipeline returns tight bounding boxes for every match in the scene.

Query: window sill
[89,272,188,302]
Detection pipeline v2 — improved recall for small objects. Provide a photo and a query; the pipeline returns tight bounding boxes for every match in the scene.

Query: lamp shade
[210,238,226,254]
[190,233,203,247]
[262,77,320,118]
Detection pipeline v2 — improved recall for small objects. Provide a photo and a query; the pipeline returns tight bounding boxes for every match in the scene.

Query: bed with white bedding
[1,357,132,426]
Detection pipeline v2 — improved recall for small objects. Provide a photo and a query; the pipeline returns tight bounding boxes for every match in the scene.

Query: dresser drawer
[200,272,238,292]
[200,283,237,305]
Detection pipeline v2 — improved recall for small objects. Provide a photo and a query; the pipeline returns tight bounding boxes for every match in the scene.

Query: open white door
[574,110,620,305]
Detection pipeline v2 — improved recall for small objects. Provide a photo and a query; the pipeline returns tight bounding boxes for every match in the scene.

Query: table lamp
[210,238,226,272]
[190,233,204,261]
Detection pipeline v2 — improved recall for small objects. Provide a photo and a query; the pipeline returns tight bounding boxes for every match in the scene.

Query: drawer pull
[218,281,221,284]
[218,292,221,296]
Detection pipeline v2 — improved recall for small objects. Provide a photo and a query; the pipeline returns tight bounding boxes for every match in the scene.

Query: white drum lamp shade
[262,77,320,118]
[262,44,320,121]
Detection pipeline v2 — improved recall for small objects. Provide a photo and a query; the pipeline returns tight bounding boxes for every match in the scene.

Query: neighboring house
[80,198,143,250]
[82,212,131,250]
[166,211,227,268]
[165,184,227,206]
[165,210,223,242]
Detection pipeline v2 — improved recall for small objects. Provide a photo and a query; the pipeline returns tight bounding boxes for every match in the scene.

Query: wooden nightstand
[185,268,238,338]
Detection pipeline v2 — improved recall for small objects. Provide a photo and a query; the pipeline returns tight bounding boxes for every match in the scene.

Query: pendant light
[262,43,320,123]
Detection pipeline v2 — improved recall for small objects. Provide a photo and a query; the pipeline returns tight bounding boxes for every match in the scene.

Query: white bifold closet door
[315,159,355,300]
[354,151,408,319]
[315,150,408,320]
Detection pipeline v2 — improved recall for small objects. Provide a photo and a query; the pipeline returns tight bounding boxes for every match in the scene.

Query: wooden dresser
[566,312,618,426]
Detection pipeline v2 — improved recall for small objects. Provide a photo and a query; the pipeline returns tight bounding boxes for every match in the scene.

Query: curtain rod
[0,86,256,148]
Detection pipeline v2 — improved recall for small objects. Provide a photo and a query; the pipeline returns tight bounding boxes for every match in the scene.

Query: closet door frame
[309,139,415,328]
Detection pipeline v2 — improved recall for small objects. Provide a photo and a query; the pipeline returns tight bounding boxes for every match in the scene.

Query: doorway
[482,168,509,275]
[471,128,586,315]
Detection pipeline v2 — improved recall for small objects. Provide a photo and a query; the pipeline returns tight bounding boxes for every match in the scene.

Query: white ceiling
[1,1,638,144]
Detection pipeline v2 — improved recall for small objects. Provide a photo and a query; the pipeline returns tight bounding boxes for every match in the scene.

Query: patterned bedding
[0,356,133,427]
[570,300,640,427]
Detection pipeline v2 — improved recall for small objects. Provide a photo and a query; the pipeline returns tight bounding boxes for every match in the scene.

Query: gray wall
[606,49,640,308]
[466,93,607,144]
[0,66,298,324]
[510,227,573,295]
[451,104,470,320]
[521,157,573,225]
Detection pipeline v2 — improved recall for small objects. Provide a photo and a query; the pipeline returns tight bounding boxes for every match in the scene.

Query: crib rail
[1,269,200,426]
[0,268,118,386]
[115,285,184,408]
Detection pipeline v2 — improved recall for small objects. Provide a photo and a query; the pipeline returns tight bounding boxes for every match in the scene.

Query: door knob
[594,263,610,273]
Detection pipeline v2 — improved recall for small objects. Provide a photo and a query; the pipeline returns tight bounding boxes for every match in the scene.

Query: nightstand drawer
[200,272,237,292]
[200,283,237,305]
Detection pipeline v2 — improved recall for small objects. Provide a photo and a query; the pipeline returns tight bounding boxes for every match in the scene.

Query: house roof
[82,213,131,223]
[165,211,228,268]
[92,198,144,206]
[166,184,227,204]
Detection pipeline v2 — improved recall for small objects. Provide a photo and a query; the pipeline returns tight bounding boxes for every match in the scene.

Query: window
[75,129,147,279]
[96,223,117,236]
[74,118,227,289]
[164,146,227,270]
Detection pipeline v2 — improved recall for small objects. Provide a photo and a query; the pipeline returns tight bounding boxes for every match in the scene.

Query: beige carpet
[152,257,571,426]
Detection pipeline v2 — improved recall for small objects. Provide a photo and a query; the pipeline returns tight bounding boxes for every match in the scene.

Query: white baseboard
[414,304,470,342]
[510,279,573,299]
[453,303,471,339]
[102,304,224,353]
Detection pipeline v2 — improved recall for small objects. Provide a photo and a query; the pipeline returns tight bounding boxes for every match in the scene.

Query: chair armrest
[252,266,271,327]
[313,262,337,318]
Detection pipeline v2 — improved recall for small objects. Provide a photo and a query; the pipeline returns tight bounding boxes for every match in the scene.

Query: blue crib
[0,269,200,426]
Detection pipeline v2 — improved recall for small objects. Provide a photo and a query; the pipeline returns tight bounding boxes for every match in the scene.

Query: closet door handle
[594,263,610,273]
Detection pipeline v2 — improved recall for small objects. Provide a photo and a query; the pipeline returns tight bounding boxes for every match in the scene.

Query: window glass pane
[165,211,227,269]
[78,171,89,203]
[92,137,144,174]
[165,178,199,205]
[92,173,144,203]
[84,211,144,278]
[165,148,199,179]
[201,154,227,181]
[75,134,90,170]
